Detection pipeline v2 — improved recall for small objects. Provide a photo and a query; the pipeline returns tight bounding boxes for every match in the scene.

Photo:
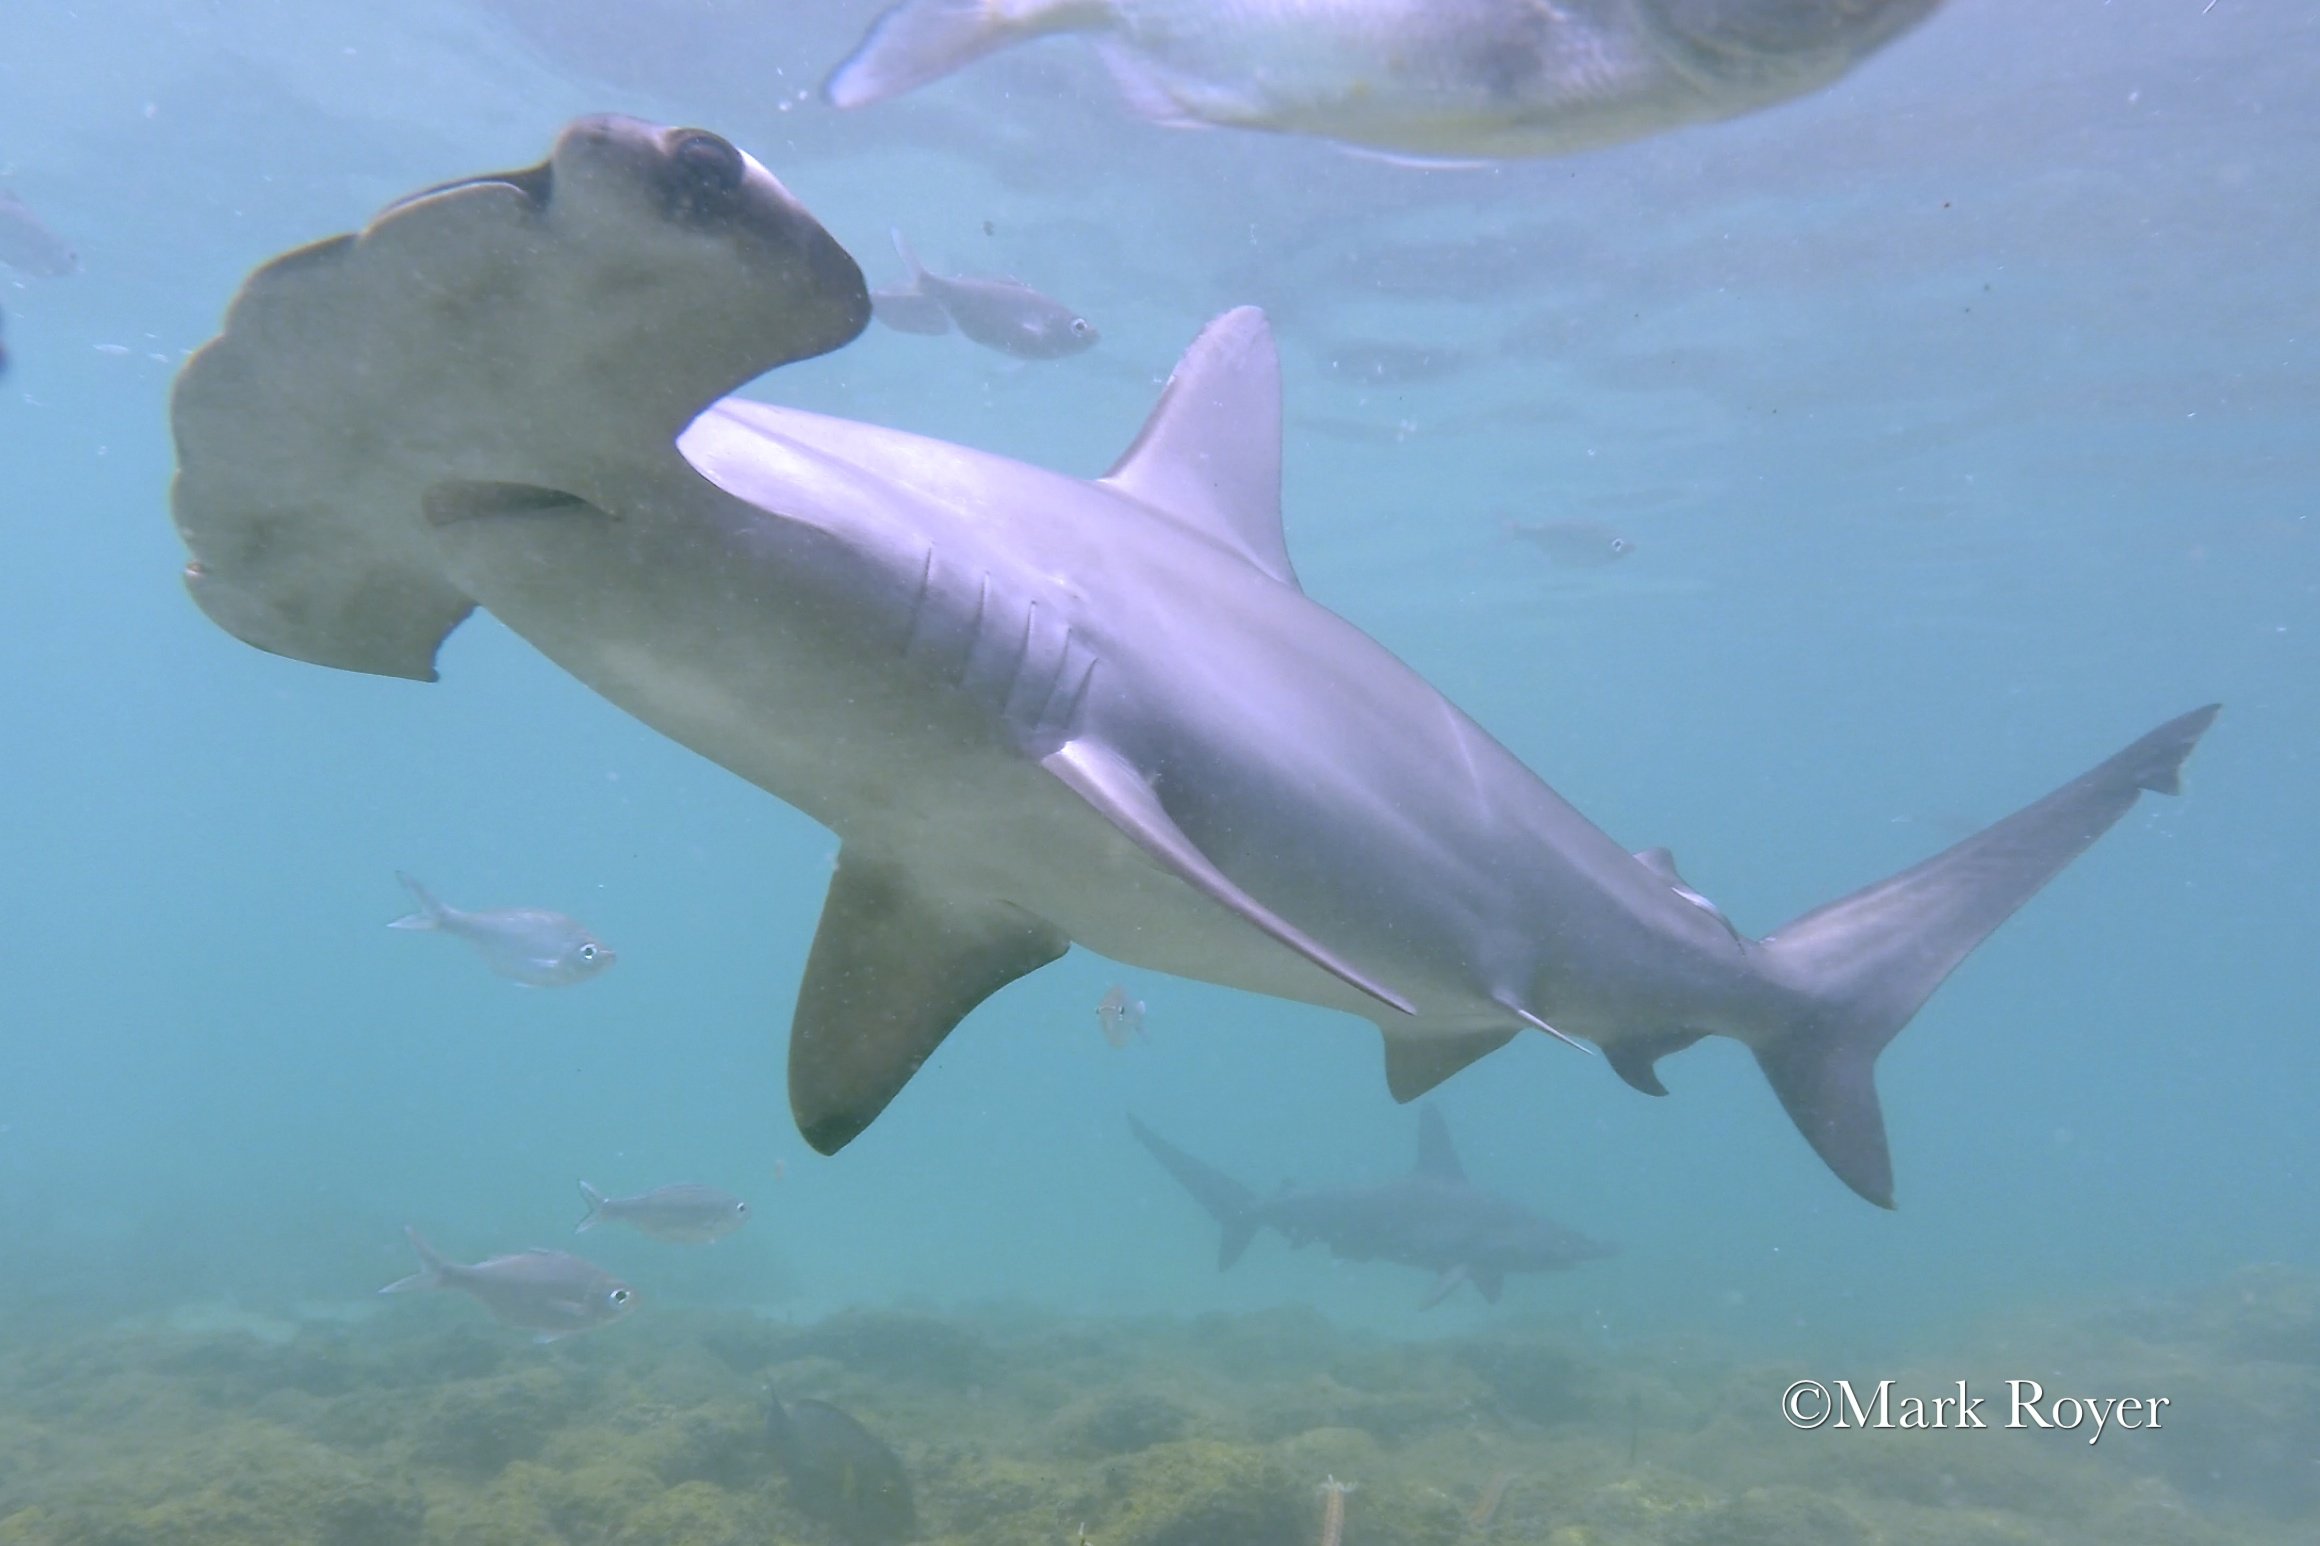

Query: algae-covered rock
[12,1421,422,1546]
[404,1363,576,1473]
[1091,1439,1300,1546]
[1668,1485,1870,1546]
[1051,1388,1194,1457]
[1456,1340,1606,1428]
[795,1310,996,1389]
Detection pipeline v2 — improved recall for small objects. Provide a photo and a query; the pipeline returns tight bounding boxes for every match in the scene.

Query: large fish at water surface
[167,117,2215,1206]
[825,0,1948,160]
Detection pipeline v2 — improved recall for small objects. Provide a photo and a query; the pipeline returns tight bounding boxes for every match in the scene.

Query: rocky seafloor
[0,1265,2313,1546]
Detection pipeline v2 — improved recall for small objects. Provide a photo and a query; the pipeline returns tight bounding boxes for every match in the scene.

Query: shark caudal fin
[1749,705,2218,1208]
[1127,1115,1261,1270]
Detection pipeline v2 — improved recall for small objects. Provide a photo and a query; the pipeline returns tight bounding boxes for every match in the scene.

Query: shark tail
[1127,1115,1261,1270]
[825,0,1110,110]
[1745,705,2218,1208]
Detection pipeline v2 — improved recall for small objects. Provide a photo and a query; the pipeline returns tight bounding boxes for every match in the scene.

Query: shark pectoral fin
[1098,307,1299,589]
[1381,1027,1516,1103]
[1418,1264,1469,1310]
[790,851,1068,1155]
[1603,1029,1706,1098]
[1042,740,1414,1016]
[1469,1266,1505,1303]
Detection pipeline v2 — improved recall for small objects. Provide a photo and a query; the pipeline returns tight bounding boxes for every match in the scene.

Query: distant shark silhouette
[167,117,2219,1207]
[1131,1110,1613,1308]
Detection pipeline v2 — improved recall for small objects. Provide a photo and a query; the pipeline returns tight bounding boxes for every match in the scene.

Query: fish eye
[1071,319,1092,336]
[1611,538,1631,553]
[610,1288,633,1305]
[735,1202,749,1214]
[578,944,598,961]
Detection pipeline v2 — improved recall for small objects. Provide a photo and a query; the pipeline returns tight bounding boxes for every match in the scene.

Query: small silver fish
[826,0,1944,161]
[576,1181,750,1244]
[388,872,615,987]
[873,231,1098,360]
[1096,984,1147,1048]
[1505,518,1635,568]
[379,1227,638,1341]
[0,191,80,278]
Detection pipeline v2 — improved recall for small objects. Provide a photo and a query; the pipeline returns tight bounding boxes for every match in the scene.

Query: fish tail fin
[1127,1115,1261,1270]
[1745,706,2218,1207]
[388,871,445,931]
[889,228,926,284]
[576,1181,608,1233]
[380,1225,448,1293]
[825,0,1108,110]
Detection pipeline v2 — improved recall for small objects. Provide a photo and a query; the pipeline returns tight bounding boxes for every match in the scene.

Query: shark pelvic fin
[789,850,1067,1154]
[1043,739,1413,1015]
[1100,307,1299,590]
[1418,1264,1469,1310]
[1750,704,2220,1207]
[1381,1026,1517,1102]
[1413,1104,1465,1181]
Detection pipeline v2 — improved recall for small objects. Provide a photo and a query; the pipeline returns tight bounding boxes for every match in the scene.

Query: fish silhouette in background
[826,0,1949,161]
[1131,1108,1613,1307]
[0,190,80,278]
[378,1227,638,1340]
[871,230,1097,359]
[167,117,2217,1208]
[388,872,616,987]
[766,1390,917,1545]
[1505,517,1634,568]
[576,1181,750,1243]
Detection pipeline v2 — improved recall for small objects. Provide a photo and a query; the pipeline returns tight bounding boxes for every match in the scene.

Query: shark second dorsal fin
[1413,1104,1466,1181]
[1100,307,1299,589]
[789,851,1067,1154]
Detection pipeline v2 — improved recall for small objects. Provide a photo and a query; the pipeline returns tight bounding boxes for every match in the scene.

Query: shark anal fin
[1042,739,1413,1016]
[790,851,1066,1155]
[1603,1029,1706,1097]
[1382,1027,1517,1103]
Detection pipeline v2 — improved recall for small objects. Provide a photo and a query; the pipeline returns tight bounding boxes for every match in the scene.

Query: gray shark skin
[168,117,2218,1206]
[1131,1110,1612,1308]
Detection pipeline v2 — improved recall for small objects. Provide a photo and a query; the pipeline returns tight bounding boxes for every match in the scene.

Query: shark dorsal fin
[1414,1104,1466,1181]
[1100,307,1299,590]
[1634,847,1685,885]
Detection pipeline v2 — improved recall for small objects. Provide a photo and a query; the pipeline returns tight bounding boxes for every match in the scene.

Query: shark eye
[1071,319,1093,337]
[661,131,748,222]
[672,131,744,192]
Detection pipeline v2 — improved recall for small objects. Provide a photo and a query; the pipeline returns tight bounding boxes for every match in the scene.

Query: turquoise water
[0,1,2315,1538]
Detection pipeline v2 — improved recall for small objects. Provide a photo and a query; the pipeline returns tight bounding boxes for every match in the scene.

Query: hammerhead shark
[1131,1110,1613,1307]
[167,117,2217,1205]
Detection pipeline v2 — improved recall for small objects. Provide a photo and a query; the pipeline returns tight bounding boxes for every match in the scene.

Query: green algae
[0,1270,2310,1545]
